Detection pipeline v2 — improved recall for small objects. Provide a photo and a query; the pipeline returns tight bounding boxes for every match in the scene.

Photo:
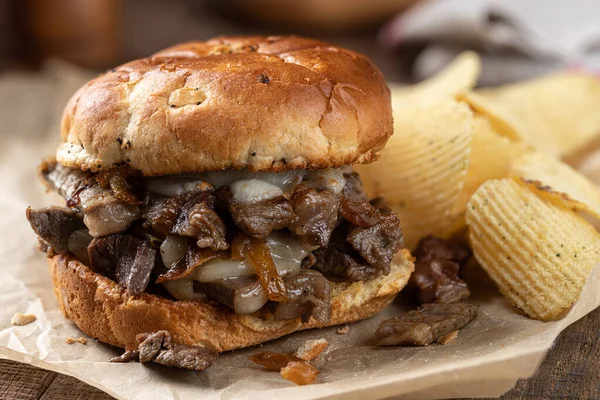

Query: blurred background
[0,0,421,81]
[2,0,599,85]
[1,0,599,154]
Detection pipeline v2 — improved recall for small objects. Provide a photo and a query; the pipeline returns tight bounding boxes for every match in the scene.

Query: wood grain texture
[1,306,598,399]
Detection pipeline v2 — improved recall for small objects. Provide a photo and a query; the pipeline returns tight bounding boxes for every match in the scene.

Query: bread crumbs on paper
[66,337,88,345]
[295,338,328,361]
[336,326,349,335]
[11,312,36,326]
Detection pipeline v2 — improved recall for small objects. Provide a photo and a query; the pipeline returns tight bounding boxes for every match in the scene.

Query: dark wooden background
[1,305,599,399]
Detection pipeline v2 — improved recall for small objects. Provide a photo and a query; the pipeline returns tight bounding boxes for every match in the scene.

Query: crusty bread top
[57,36,393,176]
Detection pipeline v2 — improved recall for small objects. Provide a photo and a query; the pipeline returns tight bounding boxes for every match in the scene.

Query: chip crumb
[294,338,328,361]
[11,312,36,326]
[336,326,349,335]
[66,337,88,345]
[437,330,459,345]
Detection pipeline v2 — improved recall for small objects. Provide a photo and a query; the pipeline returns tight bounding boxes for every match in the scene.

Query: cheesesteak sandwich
[25,36,414,359]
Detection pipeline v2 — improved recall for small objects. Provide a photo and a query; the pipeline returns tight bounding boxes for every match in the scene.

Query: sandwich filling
[27,160,404,325]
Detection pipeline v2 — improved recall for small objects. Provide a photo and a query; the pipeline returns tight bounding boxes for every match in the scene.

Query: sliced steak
[376,303,478,346]
[312,227,379,281]
[112,330,217,371]
[195,276,267,315]
[224,188,295,238]
[171,194,228,251]
[287,188,339,247]
[339,197,404,276]
[142,194,192,237]
[39,159,93,199]
[411,236,471,304]
[345,207,403,275]
[41,162,140,236]
[26,206,85,254]
[88,234,156,295]
[313,243,377,281]
[272,270,331,324]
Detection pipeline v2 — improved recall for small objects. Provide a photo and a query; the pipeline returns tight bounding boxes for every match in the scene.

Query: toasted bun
[49,249,413,352]
[56,36,393,176]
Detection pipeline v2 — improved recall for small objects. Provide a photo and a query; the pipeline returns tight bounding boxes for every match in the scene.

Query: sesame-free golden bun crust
[57,36,393,176]
[49,249,414,352]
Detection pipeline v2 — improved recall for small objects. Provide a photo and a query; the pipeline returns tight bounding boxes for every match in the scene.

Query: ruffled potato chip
[466,178,600,321]
[391,51,481,108]
[509,151,600,227]
[462,73,600,158]
[446,114,529,234]
[355,99,474,249]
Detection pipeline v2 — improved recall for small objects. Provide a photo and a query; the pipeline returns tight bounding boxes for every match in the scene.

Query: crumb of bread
[294,338,328,361]
[11,312,36,326]
[336,326,349,335]
[66,337,88,345]
[437,330,459,345]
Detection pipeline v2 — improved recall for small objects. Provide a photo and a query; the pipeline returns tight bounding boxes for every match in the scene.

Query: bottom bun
[49,249,414,352]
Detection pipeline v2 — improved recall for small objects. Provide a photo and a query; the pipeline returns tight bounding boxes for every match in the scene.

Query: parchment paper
[1,64,599,400]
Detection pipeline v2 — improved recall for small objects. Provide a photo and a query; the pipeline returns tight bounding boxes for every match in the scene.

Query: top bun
[57,36,393,175]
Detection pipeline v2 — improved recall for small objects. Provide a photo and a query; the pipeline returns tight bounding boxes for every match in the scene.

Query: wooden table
[1,306,598,400]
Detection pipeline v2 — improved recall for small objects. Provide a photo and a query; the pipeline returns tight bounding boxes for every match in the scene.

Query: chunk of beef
[88,234,156,295]
[171,194,228,251]
[287,188,339,247]
[195,276,267,315]
[345,209,403,275]
[340,197,404,274]
[272,270,331,324]
[411,236,471,304]
[142,194,192,237]
[376,303,478,346]
[111,331,217,371]
[220,186,294,238]
[41,162,140,236]
[26,206,84,254]
[342,172,368,202]
[312,227,380,281]
[39,159,93,199]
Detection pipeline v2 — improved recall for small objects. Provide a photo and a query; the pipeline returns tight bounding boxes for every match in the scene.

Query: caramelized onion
[249,351,302,371]
[247,238,287,301]
[281,361,319,385]
[231,232,251,261]
[162,280,205,301]
[156,247,225,283]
